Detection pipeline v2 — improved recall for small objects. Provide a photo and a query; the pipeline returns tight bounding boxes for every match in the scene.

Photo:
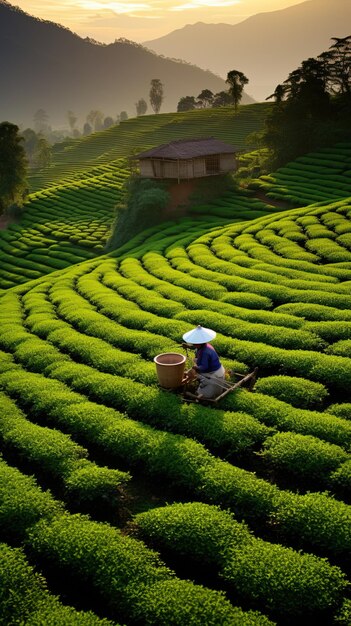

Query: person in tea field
[183,325,225,399]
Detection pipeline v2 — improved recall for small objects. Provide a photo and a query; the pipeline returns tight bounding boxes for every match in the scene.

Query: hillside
[1,144,351,622]
[0,0,254,129]
[0,103,272,290]
[1,83,351,622]
[144,0,351,101]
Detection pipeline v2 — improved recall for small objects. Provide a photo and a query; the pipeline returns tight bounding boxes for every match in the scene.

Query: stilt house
[136,137,239,183]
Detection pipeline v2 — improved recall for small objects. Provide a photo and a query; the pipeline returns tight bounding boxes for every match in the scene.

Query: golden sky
[12,0,307,42]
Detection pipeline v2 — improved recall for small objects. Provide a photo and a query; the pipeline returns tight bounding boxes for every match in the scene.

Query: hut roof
[136,137,240,160]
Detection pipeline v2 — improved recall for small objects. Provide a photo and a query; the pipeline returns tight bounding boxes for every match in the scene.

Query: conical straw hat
[182,325,216,344]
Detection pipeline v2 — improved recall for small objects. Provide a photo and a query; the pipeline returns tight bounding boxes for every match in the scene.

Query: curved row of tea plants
[0,160,130,290]
[1,141,351,623]
[250,143,351,206]
[0,458,272,626]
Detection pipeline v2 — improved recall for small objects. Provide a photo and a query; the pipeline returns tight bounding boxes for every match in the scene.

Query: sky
[12,0,306,42]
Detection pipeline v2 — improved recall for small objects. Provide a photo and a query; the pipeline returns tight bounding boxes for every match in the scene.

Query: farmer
[183,325,225,399]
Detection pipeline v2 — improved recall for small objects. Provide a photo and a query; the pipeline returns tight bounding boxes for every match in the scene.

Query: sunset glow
[11,0,307,42]
[171,0,240,12]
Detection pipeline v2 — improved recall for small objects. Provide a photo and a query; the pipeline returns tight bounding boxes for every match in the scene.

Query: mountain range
[0,0,251,129]
[144,0,351,102]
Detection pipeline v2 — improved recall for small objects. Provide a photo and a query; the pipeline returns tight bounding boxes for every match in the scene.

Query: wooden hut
[135,137,239,183]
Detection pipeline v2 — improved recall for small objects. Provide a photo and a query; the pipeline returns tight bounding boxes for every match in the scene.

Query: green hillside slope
[1,105,351,624]
[0,186,351,624]
[29,103,271,191]
[251,143,351,205]
[0,104,273,291]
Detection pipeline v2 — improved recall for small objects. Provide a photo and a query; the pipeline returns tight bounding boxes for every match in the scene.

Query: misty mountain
[0,1,255,129]
[144,0,351,102]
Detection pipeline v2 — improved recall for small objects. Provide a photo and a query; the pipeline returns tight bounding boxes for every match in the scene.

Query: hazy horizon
[10,0,307,43]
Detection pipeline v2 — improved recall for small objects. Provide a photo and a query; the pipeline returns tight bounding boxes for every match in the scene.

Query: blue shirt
[195,344,221,374]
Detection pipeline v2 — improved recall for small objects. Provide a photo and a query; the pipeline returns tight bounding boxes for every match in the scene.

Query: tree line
[177,70,249,112]
[261,36,351,169]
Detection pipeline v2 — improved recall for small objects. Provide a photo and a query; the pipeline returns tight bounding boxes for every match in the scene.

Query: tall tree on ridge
[225,70,249,111]
[149,79,164,114]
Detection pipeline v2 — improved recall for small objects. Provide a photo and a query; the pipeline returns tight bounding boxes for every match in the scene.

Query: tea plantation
[0,104,271,292]
[1,109,351,625]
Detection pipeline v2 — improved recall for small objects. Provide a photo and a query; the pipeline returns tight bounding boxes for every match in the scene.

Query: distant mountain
[144,0,351,102]
[0,1,254,129]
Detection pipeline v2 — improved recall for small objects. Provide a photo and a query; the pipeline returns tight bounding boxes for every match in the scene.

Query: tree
[319,36,351,96]
[0,122,28,215]
[135,99,148,116]
[120,111,128,122]
[83,122,92,136]
[212,91,233,107]
[34,135,52,169]
[67,110,78,135]
[33,109,50,135]
[260,38,351,169]
[225,70,249,111]
[106,176,170,250]
[177,96,197,112]
[21,129,52,169]
[21,128,39,166]
[86,110,104,132]
[103,116,114,129]
[149,79,164,114]
[197,89,214,108]
[265,84,286,104]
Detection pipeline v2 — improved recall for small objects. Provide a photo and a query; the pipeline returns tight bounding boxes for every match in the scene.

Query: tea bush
[136,502,347,619]
[0,543,116,626]
[27,513,272,626]
[254,375,329,409]
[259,432,349,485]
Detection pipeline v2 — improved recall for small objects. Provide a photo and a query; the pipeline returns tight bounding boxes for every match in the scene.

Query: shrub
[176,309,323,350]
[220,291,272,309]
[131,578,274,626]
[272,490,351,556]
[254,375,329,409]
[0,458,62,541]
[330,460,351,496]
[0,543,114,625]
[106,177,170,250]
[135,502,347,619]
[222,389,351,449]
[27,513,271,626]
[64,463,130,510]
[326,339,351,357]
[260,432,349,484]
[326,404,351,420]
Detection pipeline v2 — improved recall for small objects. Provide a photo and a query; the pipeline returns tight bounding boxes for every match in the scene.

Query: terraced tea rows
[0,173,286,292]
[1,186,351,624]
[251,143,351,205]
[0,160,129,290]
[0,104,279,293]
[30,104,271,191]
